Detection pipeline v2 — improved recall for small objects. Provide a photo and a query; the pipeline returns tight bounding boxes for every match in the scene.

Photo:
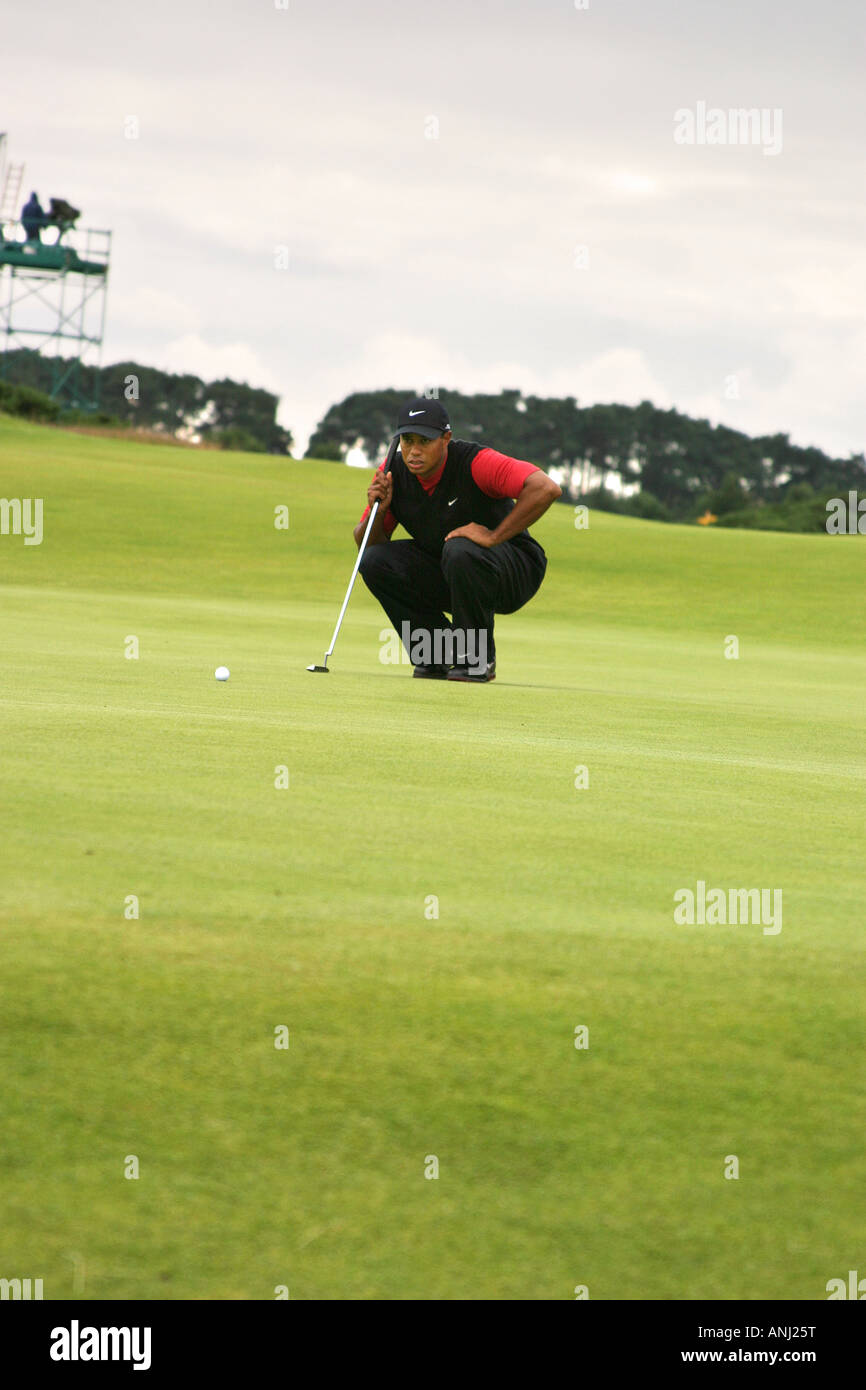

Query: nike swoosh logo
[447,498,458,506]
[409,410,426,417]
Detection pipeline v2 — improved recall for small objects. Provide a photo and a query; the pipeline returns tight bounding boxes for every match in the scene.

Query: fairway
[1,413,864,1301]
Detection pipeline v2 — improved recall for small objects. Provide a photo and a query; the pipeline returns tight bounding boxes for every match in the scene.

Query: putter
[307,438,398,672]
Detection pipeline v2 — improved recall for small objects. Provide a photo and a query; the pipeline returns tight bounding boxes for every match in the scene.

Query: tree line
[0,349,292,454]
[309,388,865,530]
[2,354,862,530]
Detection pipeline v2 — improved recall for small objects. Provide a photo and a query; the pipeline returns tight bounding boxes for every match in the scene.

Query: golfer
[355,396,561,681]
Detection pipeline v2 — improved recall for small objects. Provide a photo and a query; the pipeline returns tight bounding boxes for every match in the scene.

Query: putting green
[1,413,863,1300]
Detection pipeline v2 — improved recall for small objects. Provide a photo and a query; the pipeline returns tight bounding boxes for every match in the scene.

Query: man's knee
[441,536,487,572]
[359,542,393,581]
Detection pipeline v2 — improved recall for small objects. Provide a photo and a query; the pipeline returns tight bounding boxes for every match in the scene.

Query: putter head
[307,663,330,672]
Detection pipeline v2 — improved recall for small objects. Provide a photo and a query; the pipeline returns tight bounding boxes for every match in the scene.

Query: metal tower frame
[0,154,111,413]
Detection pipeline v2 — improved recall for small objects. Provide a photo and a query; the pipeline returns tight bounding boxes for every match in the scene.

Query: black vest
[389,439,547,562]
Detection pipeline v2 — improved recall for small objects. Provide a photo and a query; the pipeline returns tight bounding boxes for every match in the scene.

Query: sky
[2,0,864,460]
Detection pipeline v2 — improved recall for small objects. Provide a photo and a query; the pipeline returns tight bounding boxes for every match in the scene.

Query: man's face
[400,429,451,479]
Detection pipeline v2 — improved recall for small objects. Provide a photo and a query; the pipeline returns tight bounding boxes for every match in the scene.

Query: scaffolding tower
[0,136,111,412]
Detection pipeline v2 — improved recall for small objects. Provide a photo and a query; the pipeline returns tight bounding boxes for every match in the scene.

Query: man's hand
[367,470,393,511]
[353,466,394,549]
[443,522,496,547]
[444,473,562,549]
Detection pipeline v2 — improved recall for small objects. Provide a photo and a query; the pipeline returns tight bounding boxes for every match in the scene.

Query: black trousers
[359,536,547,667]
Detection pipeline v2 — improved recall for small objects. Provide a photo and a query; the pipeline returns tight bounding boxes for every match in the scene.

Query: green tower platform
[0,222,111,410]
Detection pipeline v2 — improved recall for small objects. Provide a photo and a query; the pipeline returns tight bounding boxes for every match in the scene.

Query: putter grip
[370,436,398,517]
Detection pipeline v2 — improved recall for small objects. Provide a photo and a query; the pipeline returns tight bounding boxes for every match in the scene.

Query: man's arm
[445,469,562,548]
[353,510,392,549]
[353,464,396,549]
[488,470,562,545]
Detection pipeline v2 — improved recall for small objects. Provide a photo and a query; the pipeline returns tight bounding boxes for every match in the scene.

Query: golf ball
[215,666,230,682]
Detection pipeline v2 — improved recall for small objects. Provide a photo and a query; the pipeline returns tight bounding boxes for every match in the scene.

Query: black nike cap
[392,396,451,439]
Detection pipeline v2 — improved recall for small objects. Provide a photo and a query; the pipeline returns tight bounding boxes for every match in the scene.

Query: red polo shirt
[357,447,540,535]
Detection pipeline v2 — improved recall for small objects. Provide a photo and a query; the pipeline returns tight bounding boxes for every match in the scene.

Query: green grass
[1,412,864,1300]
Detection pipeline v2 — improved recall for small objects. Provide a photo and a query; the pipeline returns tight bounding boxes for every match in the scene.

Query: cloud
[154,335,283,394]
[290,338,673,460]
[108,287,201,334]
[4,0,863,462]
